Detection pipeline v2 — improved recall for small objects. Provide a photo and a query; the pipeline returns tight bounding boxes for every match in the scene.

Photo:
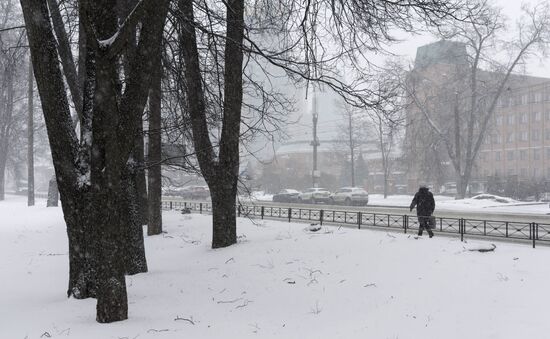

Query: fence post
[357,212,361,229]
[532,223,536,249]
[200,203,203,214]
[170,201,173,210]
[320,209,324,226]
[288,208,292,222]
[184,202,187,209]
[505,222,509,238]
[460,218,464,242]
[238,204,241,217]
[404,215,407,234]
[261,206,264,220]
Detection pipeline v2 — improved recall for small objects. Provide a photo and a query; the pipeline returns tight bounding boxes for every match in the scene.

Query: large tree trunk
[66,190,97,298]
[210,181,238,248]
[91,0,129,322]
[124,167,148,274]
[147,53,163,236]
[20,0,98,302]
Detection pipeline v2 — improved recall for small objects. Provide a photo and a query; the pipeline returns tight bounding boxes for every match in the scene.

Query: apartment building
[407,40,550,194]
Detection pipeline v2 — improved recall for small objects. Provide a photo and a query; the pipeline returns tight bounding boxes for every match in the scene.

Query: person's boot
[428,230,434,238]
[418,229,423,236]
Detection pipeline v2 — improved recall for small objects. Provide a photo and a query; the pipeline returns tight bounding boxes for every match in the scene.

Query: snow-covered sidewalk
[2,195,550,339]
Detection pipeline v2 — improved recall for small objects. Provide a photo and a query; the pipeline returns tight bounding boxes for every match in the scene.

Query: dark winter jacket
[410,187,435,217]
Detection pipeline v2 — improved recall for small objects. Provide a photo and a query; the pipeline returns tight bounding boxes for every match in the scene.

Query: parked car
[329,187,369,206]
[272,189,301,203]
[297,187,331,204]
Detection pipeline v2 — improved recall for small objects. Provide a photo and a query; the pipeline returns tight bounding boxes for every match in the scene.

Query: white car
[330,187,369,206]
[297,188,331,204]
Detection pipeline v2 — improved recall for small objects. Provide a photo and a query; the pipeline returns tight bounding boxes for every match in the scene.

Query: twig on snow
[174,316,195,325]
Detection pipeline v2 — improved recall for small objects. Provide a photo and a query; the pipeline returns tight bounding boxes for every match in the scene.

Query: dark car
[272,189,301,203]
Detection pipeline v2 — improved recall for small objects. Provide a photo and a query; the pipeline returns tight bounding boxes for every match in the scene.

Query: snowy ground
[2,194,550,339]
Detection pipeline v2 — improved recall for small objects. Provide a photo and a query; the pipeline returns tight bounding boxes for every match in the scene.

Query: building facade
[407,40,550,196]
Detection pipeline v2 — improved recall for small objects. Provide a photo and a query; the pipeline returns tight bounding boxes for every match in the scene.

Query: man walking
[410,185,435,238]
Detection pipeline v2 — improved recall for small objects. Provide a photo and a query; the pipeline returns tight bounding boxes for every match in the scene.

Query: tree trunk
[147,53,163,236]
[91,1,129,321]
[27,60,35,206]
[134,126,148,225]
[124,166,148,274]
[20,0,98,302]
[210,183,238,248]
[66,190,97,299]
[456,175,467,199]
[0,66,14,201]
[47,177,59,206]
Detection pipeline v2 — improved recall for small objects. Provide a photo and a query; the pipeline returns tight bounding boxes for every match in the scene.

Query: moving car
[297,188,331,204]
[330,187,369,206]
[272,189,301,203]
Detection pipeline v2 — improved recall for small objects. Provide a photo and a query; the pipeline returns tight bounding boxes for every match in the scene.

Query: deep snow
[2,194,550,339]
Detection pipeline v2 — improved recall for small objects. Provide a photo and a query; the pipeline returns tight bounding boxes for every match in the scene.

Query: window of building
[520,168,527,177]
[520,150,527,160]
[496,115,503,126]
[534,148,541,160]
[546,129,550,140]
[507,114,515,125]
[506,132,514,143]
[521,94,528,105]
[493,134,501,144]
[507,150,515,160]
[532,130,541,141]
[547,148,550,158]
[534,168,539,177]
[532,111,542,121]
[520,113,528,124]
[534,92,543,103]
[520,131,528,141]
[546,111,550,121]
[495,151,501,161]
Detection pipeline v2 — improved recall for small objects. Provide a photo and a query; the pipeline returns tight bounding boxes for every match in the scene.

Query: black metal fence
[162,200,550,248]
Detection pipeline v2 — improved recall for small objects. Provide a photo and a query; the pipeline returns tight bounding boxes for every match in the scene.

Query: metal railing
[162,200,550,248]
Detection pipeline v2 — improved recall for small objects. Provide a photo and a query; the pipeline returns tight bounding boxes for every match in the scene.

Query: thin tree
[173,0,471,248]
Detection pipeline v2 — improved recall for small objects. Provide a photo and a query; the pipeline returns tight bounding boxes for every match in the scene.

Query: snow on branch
[98,0,148,58]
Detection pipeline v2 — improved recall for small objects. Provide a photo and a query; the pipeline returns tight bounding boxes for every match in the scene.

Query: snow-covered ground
[2,194,550,339]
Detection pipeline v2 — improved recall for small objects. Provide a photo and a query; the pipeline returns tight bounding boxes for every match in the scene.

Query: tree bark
[47,0,83,123]
[134,125,148,225]
[147,51,163,236]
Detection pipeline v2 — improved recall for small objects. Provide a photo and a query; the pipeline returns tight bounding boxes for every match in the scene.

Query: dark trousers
[418,216,434,237]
